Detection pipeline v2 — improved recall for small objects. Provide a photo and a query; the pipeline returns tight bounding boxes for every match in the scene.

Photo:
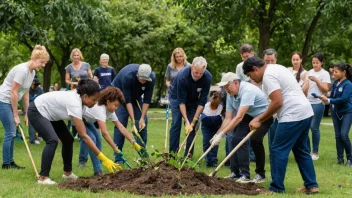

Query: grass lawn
[0,109,351,197]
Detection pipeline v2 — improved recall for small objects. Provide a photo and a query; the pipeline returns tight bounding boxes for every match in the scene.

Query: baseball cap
[33,77,40,84]
[138,64,152,82]
[217,72,239,86]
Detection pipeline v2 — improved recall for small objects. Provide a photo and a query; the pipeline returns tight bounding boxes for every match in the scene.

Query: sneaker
[225,172,241,180]
[345,160,352,167]
[78,162,86,168]
[236,175,251,183]
[62,173,78,180]
[94,170,104,176]
[38,178,57,185]
[296,187,319,194]
[2,162,25,169]
[311,153,319,160]
[337,159,344,165]
[206,163,218,168]
[252,174,266,183]
[34,140,40,145]
[37,137,43,141]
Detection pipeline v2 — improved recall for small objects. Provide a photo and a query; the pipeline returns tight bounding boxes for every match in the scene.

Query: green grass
[0,114,351,197]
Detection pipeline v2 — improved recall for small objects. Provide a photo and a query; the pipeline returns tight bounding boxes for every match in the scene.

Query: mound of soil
[59,161,265,196]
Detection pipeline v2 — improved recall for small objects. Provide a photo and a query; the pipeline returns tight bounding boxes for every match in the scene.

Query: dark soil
[59,161,266,196]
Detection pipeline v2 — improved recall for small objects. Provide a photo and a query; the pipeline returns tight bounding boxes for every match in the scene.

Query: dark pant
[169,98,197,157]
[331,111,352,161]
[269,116,318,193]
[27,102,74,177]
[201,116,222,165]
[114,100,148,162]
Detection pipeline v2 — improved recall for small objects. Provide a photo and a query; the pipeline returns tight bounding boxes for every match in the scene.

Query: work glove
[210,132,225,147]
[115,148,125,158]
[97,152,121,173]
[131,119,136,130]
[132,141,148,158]
[185,123,193,135]
[191,118,198,128]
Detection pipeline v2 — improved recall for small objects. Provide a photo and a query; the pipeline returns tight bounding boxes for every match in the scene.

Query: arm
[192,105,204,123]
[217,109,234,132]
[139,103,149,123]
[301,72,309,96]
[320,84,352,104]
[88,68,93,79]
[126,103,135,123]
[73,117,100,155]
[165,79,171,88]
[22,91,29,126]
[220,106,250,134]
[113,120,135,143]
[309,76,329,93]
[65,72,77,86]
[97,120,119,151]
[10,81,22,126]
[179,104,190,124]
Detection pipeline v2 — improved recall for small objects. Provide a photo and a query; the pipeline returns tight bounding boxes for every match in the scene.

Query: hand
[185,123,193,135]
[24,114,28,127]
[139,119,146,131]
[115,148,124,158]
[132,141,148,158]
[249,117,262,130]
[319,95,329,103]
[210,133,225,147]
[308,76,318,83]
[131,119,136,130]
[13,115,20,126]
[97,152,121,173]
[190,118,198,128]
[132,141,142,151]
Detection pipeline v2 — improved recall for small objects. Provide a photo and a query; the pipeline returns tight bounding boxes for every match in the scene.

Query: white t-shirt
[202,102,223,116]
[262,64,313,123]
[307,69,331,104]
[83,104,118,123]
[0,62,35,104]
[34,90,83,121]
[287,67,307,87]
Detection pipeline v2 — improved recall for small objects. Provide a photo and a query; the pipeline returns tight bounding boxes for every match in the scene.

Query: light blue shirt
[226,81,267,117]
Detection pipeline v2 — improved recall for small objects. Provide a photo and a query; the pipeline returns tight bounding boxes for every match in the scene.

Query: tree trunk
[301,0,325,64]
[42,61,53,92]
[258,22,271,58]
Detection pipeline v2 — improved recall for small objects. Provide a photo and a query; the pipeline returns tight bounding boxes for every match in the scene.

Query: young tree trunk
[258,22,271,58]
[42,61,53,92]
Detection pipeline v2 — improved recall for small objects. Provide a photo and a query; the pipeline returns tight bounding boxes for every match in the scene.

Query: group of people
[0,44,351,194]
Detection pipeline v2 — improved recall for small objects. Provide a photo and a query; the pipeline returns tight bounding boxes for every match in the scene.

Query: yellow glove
[185,123,193,135]
[132,141,142,151]
[97,152,121,173]
[191,118,198,128]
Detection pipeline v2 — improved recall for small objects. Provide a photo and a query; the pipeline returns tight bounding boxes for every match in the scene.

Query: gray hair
[263,48,277,58]
[191,56,207,68]
[100,53,109,60]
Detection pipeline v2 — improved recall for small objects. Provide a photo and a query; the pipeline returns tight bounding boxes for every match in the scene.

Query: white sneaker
[38,178,57,185]
[311,154,319,160]
[62,173,78,180]
[34,140,40,145]
[252,174,266,183]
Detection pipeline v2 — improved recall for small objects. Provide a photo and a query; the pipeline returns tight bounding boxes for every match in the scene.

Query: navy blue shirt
[169,66,212,107]
[111,64,155,104]
[93,66,117,90]
[330,78,352,115]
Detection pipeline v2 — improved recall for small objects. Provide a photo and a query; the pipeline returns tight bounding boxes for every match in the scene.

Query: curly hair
[98,87,126,105]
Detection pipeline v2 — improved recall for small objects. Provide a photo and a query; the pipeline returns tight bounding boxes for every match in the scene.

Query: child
[200,91,223,167]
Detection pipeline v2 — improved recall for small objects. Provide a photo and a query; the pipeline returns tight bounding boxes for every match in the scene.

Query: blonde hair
[192,56,207,68]
[170,47,187,69]
[70,48,84,61]
[31,45,50,61]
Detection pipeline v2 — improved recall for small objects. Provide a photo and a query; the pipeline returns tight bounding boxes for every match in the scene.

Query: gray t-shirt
[165,63,189,84]
[65,62,91,82]
[0,62,35,104]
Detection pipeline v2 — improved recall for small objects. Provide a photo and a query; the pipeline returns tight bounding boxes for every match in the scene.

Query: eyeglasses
[224,81,233,89]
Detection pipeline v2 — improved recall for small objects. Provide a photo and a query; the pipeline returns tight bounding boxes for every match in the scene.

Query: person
[288,51,309,95]
[81,87,143,176]
[169,56,212,157]
[210,72,273,183]
[27,79,120,185]
[0,45,49,169]
[200,91,223,167]
[28,77,44,145]
[242,56,318,194]
[165,48,189,89]
[318,63,352,166]
[111,64,155,163]
[307,53,331,160]
[236,44,255,82]
[93,53,117,90]
[324,65,335,117]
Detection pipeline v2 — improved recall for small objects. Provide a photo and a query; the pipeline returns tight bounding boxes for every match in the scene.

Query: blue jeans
[309,103,324,154]
[269,117,318,193]
[169,98,197,157]
[268,118,278,150]
[331,111,352,161]
[0,101,17,164]
[114,100,148,163]
[79,122,102,172]
[201,115,222,165]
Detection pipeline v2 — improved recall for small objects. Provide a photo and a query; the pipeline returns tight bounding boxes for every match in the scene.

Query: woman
[0,45,49,169]
[319,63,352,166]
[165,48,189,88]
[27,79,119,185]
[307,53,331,160]
[288,51,309,95]
[81,87,142,176]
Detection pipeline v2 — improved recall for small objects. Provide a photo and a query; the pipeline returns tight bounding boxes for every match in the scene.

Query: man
[111,64,155,163]
[210,72,272,183]
[94,53,117,90]
[236,44,255,82]
[242,56,318,194]
[169,56,212,157]
[28,77,44,145]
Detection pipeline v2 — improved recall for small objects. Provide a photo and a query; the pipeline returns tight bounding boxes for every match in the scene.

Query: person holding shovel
[0,45,49,170]
[111,64,155,164]
[210,72,273,183]
[27,79,120,185]
[81,87,143,176]
[168,56,212,157]
[242,56,318,194]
